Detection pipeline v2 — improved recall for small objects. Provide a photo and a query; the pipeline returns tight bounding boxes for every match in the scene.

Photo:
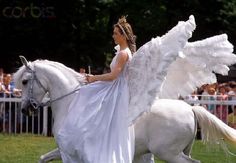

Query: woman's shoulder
[119,48,132,60]
[117,50,129,62]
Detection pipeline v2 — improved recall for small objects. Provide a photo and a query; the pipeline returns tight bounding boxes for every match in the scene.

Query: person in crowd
[57,16,136,163]
[0,68,4,84]
[228,81,236,101]
[0,73,21,133]
[228,81,236,97]
[228,108,236,129]
[0,68,4,131]
[197,84,209,100]
[200,84,217,113]
[185,90,199,106]
[79,67,86,75]
[216,83,229,123]
[1,73,21,97]
[228,82,236,114]
[206,87,217,113]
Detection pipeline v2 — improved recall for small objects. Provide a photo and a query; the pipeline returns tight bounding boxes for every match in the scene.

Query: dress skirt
[57,76,133,163]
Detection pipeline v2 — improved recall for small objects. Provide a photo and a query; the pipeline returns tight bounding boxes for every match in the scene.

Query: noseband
[25,67,48,111]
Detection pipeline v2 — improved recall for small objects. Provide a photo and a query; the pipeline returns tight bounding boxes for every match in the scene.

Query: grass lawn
[0,134,59,163]
[0,134,236,163]
[155,140,236,163]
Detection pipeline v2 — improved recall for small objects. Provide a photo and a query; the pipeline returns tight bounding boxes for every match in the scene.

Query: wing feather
[128,15,196,123]
[159,34,236,99]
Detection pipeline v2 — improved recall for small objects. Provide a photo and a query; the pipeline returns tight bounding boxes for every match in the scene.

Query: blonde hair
[114,16,136,54]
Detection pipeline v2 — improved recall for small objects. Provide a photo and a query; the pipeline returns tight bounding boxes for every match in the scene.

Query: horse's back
[151,99,192,113]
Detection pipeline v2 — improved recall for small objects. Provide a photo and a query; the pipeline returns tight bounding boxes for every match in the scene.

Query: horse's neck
[42,67,79,135]
[51,96,74,135]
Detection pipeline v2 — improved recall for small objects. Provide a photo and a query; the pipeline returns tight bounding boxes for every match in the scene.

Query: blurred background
[0,0,235,81]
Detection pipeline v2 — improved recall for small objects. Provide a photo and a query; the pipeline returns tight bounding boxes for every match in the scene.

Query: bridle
[24,66,81,112]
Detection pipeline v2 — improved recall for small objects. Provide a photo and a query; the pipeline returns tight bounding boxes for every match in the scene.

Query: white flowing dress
[57,46,134,163]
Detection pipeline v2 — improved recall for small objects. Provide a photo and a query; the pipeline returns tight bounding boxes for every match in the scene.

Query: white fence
[0,95,52,136]
[184,95,236,126]
[0,95,236,136]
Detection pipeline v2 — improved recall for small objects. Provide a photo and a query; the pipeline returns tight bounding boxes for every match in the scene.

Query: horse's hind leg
[167,153,200,163]
[183,139,195,157]
[184,110,198,157]
[39,148,61,163]
[132,154,143,163]
[133,153,154,163]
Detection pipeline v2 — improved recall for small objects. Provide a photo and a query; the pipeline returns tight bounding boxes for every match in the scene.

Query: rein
[43,85,81,106]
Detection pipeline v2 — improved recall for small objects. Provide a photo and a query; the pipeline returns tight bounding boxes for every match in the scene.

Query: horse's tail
[192,106,236,145]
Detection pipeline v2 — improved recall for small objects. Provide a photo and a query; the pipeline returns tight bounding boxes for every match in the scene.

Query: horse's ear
[19,55,29,67]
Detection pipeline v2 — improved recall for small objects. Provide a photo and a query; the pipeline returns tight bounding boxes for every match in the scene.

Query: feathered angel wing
[159,34,236,99]
[128,15,196,123]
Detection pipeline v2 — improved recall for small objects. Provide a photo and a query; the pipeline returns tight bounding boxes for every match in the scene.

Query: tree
[0,0,235,74]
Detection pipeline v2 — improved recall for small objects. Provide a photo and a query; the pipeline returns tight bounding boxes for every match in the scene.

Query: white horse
[14,56,236,163]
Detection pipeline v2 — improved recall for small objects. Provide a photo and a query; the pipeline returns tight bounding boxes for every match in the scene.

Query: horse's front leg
[39,148,61,163]
[133,153,154,163]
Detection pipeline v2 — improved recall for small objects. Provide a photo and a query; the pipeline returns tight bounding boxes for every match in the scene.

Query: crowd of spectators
[0,68,22,132]
[184,81,236,128]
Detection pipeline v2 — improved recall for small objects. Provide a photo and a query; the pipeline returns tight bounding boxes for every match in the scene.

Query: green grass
[0,134,236,163]
[0,134,59,163]
[155,141,236,163]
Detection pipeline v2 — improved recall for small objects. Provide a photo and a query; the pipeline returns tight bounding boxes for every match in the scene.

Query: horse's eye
[22,80,28,85]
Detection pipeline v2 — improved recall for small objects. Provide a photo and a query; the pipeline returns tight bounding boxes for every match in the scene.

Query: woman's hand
[85,51,128,83]
[86,74,97,83]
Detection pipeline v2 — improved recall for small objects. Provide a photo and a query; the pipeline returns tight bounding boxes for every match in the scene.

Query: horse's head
[15,56,48,116]
[15,56,87,117]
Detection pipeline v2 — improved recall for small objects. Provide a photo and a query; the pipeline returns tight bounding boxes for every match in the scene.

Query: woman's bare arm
[87,51,128,83]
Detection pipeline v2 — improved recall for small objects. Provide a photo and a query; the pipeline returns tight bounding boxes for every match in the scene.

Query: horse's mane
[14,59,86,88]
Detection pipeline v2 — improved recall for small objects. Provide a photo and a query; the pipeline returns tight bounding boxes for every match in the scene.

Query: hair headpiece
[115,15,137,54]
[116,15,129,40]
[118,15,128,24]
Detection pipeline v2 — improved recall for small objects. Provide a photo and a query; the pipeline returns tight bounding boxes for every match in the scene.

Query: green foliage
[0,0,235,73]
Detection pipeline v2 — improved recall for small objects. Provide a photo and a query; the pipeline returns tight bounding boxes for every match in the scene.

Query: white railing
[0,95,52,136]
[0,94,236,136]
[184,95,236,125]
